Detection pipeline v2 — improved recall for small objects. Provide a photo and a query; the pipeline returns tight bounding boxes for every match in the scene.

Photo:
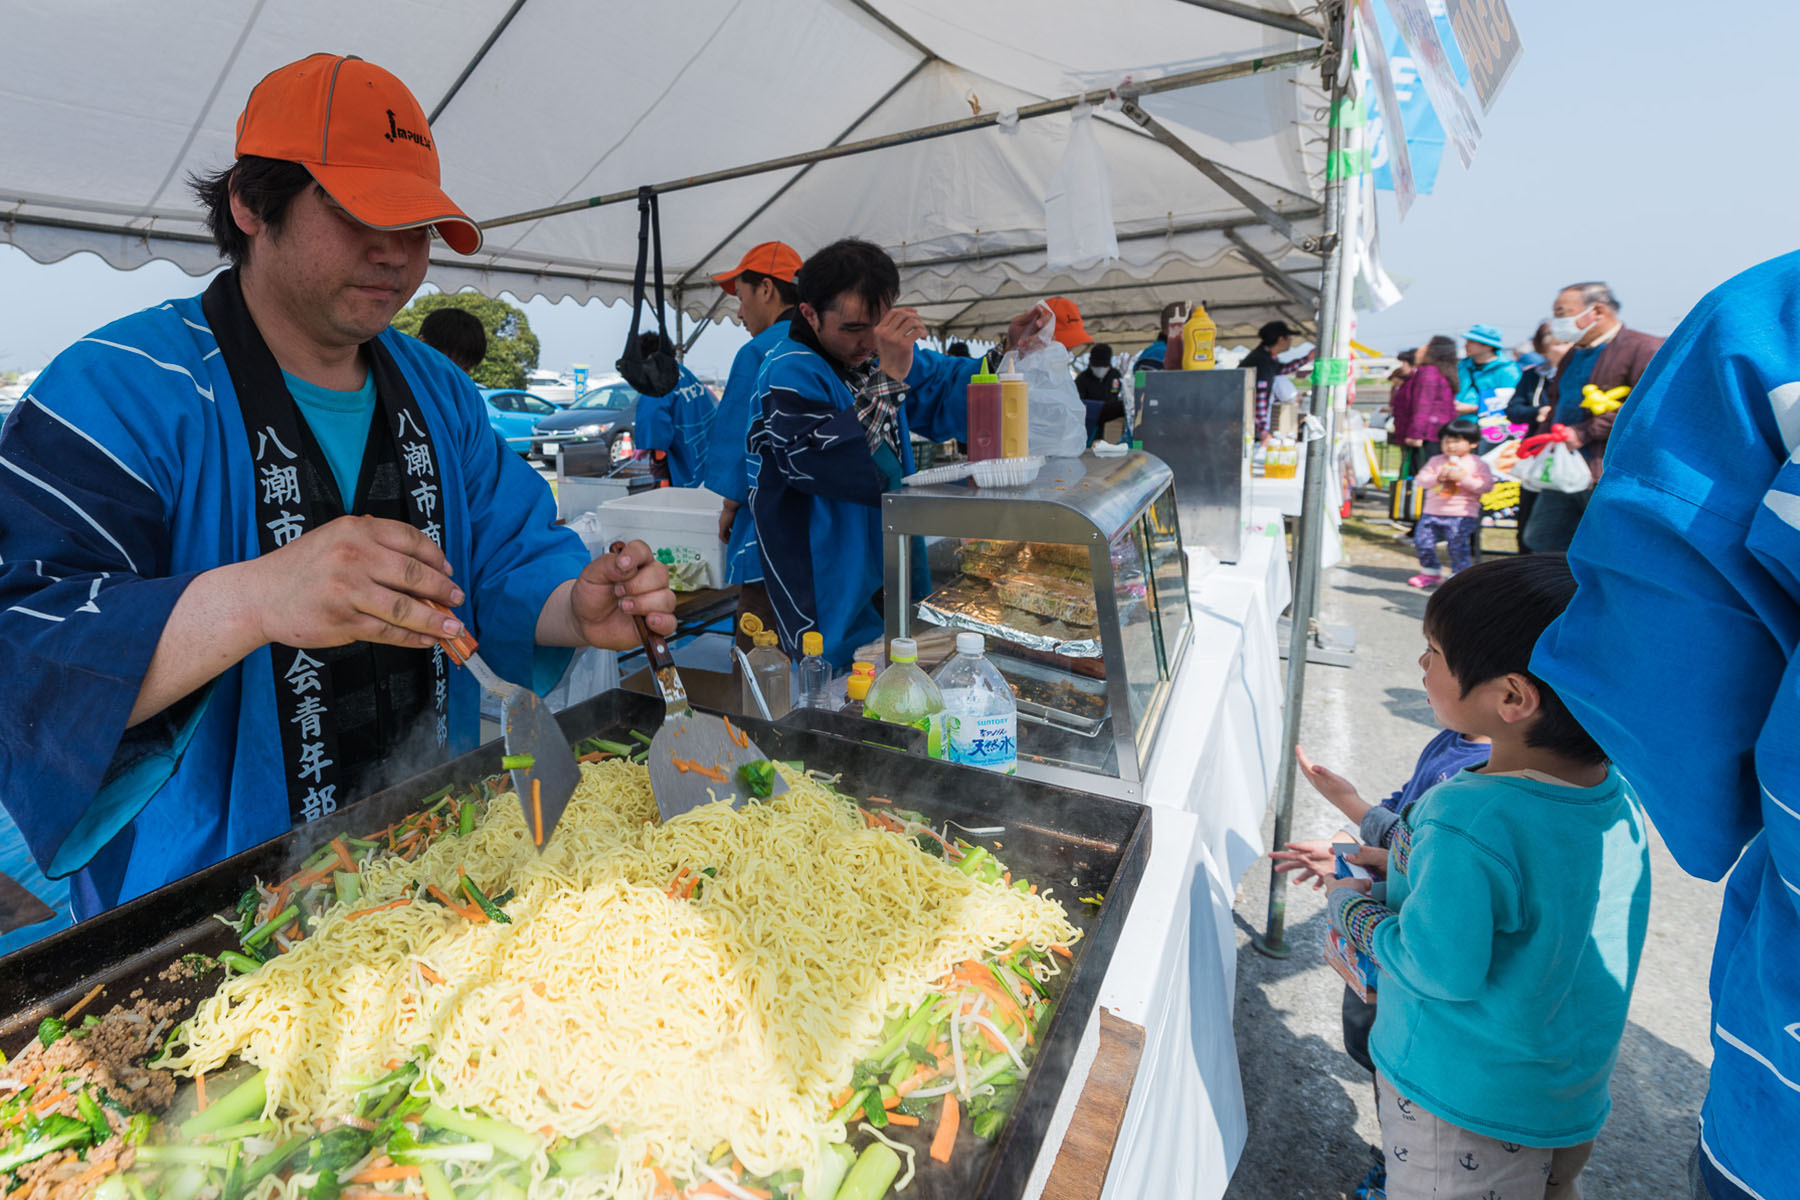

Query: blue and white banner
[1369,1,1470,197]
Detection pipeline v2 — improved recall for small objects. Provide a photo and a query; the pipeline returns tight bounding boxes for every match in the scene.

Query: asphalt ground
[1223,500,1722,1199]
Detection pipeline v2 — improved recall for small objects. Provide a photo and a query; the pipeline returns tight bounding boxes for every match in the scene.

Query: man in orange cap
[1042,296,1093,352]
[0,53,675,922]
[702,241,803,656]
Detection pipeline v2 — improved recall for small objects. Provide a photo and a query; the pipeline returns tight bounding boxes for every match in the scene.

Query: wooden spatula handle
[609,541,676,673]
[422,598,479,665]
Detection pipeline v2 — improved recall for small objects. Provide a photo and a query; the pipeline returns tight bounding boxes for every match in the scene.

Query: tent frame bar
[1171,0,1325,39]
[920,266,1317,310]
[1118,99,1308,248]
[1226,227,1321,308]
[892,209,1317,272]
[481,46,1323,229]
[428,0,531,124]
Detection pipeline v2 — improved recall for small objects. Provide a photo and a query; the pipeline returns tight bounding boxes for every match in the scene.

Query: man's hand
[1270,840,1337,890]
[1005,306,1049,353]
[717,499,739,544]
[565,539,677,647]
[1296,745,1369,821]
[246,515,465,651]
[1403,437,1423,448]
[874,306,928,382]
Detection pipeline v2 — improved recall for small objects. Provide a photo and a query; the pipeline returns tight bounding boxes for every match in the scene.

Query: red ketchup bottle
[966,366,1003,462]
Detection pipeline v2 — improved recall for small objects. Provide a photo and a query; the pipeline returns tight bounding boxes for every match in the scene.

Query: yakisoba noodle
[162,761,1079,1196]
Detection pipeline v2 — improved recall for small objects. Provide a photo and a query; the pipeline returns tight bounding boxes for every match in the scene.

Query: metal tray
[992,655,1110,739]
[0,690,1150,1200]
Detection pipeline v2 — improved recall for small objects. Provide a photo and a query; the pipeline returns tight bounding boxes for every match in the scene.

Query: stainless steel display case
[882,451,1192,800]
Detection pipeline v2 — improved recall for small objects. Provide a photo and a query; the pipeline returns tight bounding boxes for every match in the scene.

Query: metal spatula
[610,545,786,821]
[429,601,580,849]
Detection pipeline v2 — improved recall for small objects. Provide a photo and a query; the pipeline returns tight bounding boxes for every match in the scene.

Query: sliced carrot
[865,795,892,805]
[67,1158,117,1192]
[886,1112,920,1127]
[648,1163,678,1196]
[332,837,355,872]
[1050,944,1071,958]
[347,898,412,920]
[578,751,607,763]
[348,1165,422,1184]
[975,1023,1007,1054]
[29,1089,69,1115]
[532,778,544,846]
[425,883,483,921]
[418,964,446,986]
[930,1094,960,1163]
[195,1071,209,1112]
[831,1087,853,1108]
[61,982,106,1022]
[723,718,749,749]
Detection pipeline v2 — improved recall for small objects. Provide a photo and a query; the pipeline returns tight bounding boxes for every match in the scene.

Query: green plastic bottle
[862,638,946,756]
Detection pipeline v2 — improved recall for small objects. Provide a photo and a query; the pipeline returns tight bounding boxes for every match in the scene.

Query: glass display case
[882,451,1192,800]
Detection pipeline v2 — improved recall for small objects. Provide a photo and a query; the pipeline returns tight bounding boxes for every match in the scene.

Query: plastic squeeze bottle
[840,662,876,717]
[998,352,1030,459]
[931,632,1018,774]
[863,637,946,756]
[743,630,791,719]
[966,367,1004,462]
[1180,302,1218,369]
[795,631,832,709]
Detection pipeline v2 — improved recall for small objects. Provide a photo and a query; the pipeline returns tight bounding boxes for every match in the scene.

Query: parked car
[479,388,560,455]
[531,382,639,466]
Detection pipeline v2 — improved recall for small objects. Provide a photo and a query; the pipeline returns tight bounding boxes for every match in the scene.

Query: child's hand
[1295,746,1369,820]
[1270,840,1336,889]
[1345,845,1390,879]
[1326,875,1372,897]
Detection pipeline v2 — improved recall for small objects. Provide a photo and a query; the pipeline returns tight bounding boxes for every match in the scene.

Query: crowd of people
[2,47,1796,1200]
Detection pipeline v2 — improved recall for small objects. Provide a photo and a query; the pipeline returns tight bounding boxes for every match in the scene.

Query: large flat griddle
[0,689,1151,1200]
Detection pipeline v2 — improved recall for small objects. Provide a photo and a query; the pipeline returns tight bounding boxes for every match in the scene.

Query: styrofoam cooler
[596,486,728,589]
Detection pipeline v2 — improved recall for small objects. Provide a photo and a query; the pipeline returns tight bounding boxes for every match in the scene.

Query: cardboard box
[1326,927,1378,1003]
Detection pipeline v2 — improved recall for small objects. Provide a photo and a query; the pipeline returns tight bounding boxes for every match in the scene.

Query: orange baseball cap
[713,241,803,295]
[235,53,482,255]
[1043,297,1090,349]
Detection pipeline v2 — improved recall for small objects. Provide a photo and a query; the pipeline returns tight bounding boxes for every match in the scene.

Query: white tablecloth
[1250,460,1342,570]
[1022,512,1291,1199]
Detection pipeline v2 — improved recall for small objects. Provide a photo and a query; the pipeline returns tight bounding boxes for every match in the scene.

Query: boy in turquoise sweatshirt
[1329,556,1650,1199]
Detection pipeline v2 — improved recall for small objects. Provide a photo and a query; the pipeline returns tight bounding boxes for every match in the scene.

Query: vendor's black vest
[202,271,449,825]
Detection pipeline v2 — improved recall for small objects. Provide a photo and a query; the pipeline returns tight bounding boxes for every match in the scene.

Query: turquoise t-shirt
[283,371,377,506]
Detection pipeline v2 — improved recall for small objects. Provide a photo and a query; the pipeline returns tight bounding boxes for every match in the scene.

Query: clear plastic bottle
[744,630,791,719]
[863,637,946,755]
[840,662,876,717]
[931,632,1018,774]
[795,631,832,710]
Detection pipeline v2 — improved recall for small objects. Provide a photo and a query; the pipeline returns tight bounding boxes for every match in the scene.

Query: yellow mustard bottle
[1180,303,1217,369]
[998,351,1030,458]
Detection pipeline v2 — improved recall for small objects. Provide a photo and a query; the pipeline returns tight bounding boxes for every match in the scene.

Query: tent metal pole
[674,58,933,290]
[684,292,730,353]
[1117,100,1301,246]
[480,48,1322,229]
[911,267,1316,309]
[1225,228,1322,307]
[893,210,1315,272]
[1170,0,1324,39]
[428,0,531,124]
[673,292,685,360]
[1254,0,1352,960]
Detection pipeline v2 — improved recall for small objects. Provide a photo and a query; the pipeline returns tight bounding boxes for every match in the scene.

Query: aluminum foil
[916,578,1103,658]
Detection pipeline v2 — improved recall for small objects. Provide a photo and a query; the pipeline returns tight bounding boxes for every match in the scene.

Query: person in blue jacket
[747,239,1043,667]
[630,334,715,488]
[0,54,675,922]
[1532,252,1800,1200]
[702,241,803,648]
[1455,323,1523,446]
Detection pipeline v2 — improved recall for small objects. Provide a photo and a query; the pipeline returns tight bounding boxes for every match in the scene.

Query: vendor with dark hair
[417,307,488,377]
[1240,319,1313,444]
[1076,343,1125,443]
[0,54,675,920]
[747,238,1045,666]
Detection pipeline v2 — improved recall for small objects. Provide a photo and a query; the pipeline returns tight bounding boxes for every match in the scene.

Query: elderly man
[0,54,675,919]
[1523,281,1664,552]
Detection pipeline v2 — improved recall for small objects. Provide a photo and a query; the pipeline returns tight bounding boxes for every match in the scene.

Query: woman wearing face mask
[1076,342,1125,444]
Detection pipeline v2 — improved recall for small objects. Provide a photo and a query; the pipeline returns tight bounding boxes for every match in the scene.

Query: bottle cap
[889,637,918,663]
[997,352,1023,381]
[970,367,998,384]
[802,632,823,656]
[846,674,872,701]
[754,630,780,649]
[956,632,985,656]
[851,661,876,677]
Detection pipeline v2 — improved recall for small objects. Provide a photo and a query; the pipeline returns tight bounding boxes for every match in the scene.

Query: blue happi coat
[748,332,976,668]
[633,363,716,488]
[703,316,791,585]
[0,294,585,920]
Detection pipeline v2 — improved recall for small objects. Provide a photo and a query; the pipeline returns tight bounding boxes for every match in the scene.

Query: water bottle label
[944,713,1017,774]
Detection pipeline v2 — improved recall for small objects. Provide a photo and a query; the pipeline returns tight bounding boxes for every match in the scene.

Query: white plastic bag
[1479,439,1522,482]
[1044,103,1118,268]
[1516,442,1591,494]
[1013,308,1087,458]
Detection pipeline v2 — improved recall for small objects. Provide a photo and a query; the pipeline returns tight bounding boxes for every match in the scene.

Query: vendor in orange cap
[1042,295,1093,353]
[0,53,676,921]
[702,240,804,655]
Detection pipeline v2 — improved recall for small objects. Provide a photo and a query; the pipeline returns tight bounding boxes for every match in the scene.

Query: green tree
[392,292,540,389]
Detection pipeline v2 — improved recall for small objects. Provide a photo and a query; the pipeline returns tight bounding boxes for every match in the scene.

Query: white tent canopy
[2,0,1341,341]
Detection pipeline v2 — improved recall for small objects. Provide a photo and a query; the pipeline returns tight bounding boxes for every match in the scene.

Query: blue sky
[3,2,1794,377]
